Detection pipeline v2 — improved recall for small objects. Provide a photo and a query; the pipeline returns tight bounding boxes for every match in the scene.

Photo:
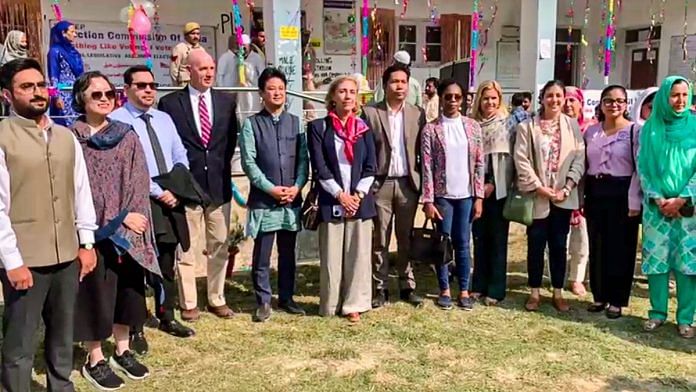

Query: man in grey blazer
[362,64,427,308]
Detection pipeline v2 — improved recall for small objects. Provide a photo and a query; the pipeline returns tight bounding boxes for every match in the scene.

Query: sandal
[643,319,664,332]
[483,297,499,307]
[605,306,622,319]
[677,324,694,339]
[587,302,607,313]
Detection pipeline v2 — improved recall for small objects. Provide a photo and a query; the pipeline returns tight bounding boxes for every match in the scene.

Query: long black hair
[597,84,630,122]
[537,80,565,116]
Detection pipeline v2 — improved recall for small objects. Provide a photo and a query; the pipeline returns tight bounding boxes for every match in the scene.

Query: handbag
[503,119,536,226]
[301,179,320,231]
[409,219,454,266]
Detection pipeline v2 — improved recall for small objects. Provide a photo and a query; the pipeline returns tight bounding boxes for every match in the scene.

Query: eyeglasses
[444,93,463,101]
[17,82,48,93]
[602,98,627,106]
[132,82,159,91]
[90,90,116,100]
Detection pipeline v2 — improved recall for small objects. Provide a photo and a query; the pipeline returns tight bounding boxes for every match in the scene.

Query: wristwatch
[81,243,94,250]
[561,187,571,197]
[356,191,365,200]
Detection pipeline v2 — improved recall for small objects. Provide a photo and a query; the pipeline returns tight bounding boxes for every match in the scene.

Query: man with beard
[170,22,203,87]
[250,29,266,64]
[0,58,98,391]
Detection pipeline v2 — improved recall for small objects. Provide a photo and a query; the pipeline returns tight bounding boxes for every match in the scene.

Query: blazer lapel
[178,88,204,148]
[323,122,343,187]
[404,105,419,167]
[376,101,393,148]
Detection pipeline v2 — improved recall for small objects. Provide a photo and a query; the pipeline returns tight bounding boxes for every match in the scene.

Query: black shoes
[372,289,389,309]
[129,331,148,356]
[110,350,150,380]
[82,358,125,391]
[278,299,306,316]
[159,319,195,338]
[587,303,607,313]
[400,289,424,307]
[253,303,272,323]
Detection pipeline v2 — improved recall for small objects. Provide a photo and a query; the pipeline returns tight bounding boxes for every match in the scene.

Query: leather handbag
[409,219,454,266]
[503,120,536,226]
[301,179,320,231]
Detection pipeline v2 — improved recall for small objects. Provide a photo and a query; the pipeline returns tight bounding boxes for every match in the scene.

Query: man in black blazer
[158,49,237,321]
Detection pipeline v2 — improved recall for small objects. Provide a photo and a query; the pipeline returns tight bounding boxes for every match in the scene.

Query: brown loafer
[181,308,200,322]
[207,305,235,319]
[346,312,360,323]
[525,295,540,312]
[552,296,570,312]
[677,324,694,339]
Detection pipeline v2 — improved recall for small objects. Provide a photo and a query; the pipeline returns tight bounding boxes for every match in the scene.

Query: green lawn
[26,231,696,391]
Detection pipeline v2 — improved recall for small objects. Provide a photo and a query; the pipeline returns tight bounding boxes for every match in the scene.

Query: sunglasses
[602,98,627,106]
[444,93,463,101]
[132,82,159,90]
[90,90,116,100]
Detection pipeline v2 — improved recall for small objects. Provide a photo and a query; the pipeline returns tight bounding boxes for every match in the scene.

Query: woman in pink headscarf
[564,86,595,296]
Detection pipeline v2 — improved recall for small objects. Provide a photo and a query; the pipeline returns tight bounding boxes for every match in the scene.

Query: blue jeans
[434,197,474,292]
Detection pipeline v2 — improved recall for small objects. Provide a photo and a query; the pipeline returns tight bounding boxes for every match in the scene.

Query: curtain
[440,14,471,64]
[0,0,43,66]
[367,8,395,90]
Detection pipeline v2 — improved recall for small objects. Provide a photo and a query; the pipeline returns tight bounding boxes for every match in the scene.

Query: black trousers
[251,230,298,305]
[0,261,79,392]
[527,205,572,289]
[471,196,510,301]
[148,242,178,322]
[585,176,640,307]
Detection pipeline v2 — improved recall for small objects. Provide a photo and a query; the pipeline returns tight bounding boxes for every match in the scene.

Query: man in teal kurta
[239,68,309,323]
[638,75,696,339]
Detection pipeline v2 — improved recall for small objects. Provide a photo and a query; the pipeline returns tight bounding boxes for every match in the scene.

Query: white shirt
[0,115,98,270]
[319,135,374,198]
[442,115,471,199]
[188,86,214,137]
[387,102,408,177]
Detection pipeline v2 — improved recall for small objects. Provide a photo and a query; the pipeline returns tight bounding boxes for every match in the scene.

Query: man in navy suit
[158,49,238,321]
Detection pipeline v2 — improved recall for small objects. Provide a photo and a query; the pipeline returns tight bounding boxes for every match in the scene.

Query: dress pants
[0,261,79,392]
[471,196,509,301]
[567,216,589,283]
[178,203,231,310]
[319,219,373,316]
[527,205,572,289]
[251,230,298,305]
[149,242,178,322]
[372,178,419,292]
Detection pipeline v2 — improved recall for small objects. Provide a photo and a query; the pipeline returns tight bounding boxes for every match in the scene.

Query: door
[554,44,577,87]
[630,48,658,89]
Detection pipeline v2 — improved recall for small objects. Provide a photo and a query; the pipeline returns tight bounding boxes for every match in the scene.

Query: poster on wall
[53,20,216,87]
[496,41,520,88]
[323,0,354,55]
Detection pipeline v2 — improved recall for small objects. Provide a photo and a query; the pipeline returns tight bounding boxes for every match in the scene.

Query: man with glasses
[0,58,98,391]
[110,65,195,351]
[170,22,203,87]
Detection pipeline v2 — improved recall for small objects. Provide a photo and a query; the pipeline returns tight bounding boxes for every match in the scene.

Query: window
[398,21,442,65]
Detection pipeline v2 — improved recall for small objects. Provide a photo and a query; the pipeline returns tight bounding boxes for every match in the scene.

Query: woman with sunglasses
[422,79,485,310]
[583,85,641,319]
[514,80,585,313]
[70,71,159,389]
[468,80,514,306]
[639,76,695,339]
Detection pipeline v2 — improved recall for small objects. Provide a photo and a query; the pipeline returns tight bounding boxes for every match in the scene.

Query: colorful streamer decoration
[470,0,480,88]
[127,4,137,58]
[604,0,615,84]
[681,0,689,61]
[231,0,246,85]
[476,0,499,77]
[400,0,409,18]
[361,0,369,75]
[152,0,161,34]
[350,2,357,72]
[580,0,590,88]
[566,0,575,71]
[141,34,153,70]
[51,0,63,21]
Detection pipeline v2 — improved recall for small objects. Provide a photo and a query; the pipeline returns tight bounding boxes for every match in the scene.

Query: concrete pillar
[519,0,558,105]
[262,0,303,117]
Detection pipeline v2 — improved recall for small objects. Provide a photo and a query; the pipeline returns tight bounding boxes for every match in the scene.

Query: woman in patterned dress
[639,76,696,339]
[48,21,84,126]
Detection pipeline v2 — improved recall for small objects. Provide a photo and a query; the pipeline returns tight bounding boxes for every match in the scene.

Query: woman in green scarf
[639,76,696,339]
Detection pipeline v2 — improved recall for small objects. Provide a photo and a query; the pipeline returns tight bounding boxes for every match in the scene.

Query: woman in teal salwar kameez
[639,76,696,339]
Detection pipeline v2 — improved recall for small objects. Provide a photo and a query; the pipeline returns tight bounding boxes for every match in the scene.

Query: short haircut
[0,58,43,90]
[425,77,439,88]
[71,71,115,114]
[522,91,532,100]
[381,63,410,87]
[511,92,526,107]
[437,78,467,98]
[258,67,287,91]
[124,65,154,85]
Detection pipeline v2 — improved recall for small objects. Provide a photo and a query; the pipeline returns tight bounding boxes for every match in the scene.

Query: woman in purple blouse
[583,85,642,319]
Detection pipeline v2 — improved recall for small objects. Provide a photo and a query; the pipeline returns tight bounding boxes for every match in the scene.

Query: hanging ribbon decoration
[361,0,369,75]
[566,0,575,71]
[231,0,246,85]
[349,2,357,72]
[51,0,64,21]
[470,0,480,88]
[647,0,656,64]
[371,1,383,61]
[127,4,137,58]
[152,0,162,34]
[604,0,615,84]
[400,0,409,18]
[580,0,590,88]
[141,34,153,70]
[246,0,255,16]
[681,0,689,62]
[477,0,499,77]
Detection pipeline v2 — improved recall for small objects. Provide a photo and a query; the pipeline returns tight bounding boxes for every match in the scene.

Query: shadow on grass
[601,376,696,391]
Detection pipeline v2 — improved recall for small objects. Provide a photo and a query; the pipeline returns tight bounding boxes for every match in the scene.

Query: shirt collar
[124,102,155,118]
[387,101,405,116]
[189,85,211,99]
